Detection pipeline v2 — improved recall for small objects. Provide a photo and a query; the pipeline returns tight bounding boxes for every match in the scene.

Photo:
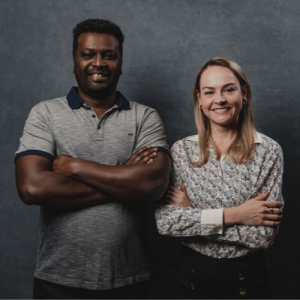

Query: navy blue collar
[66,87,130,110]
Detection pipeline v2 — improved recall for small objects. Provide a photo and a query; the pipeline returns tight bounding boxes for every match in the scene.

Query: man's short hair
[72,19,124,58]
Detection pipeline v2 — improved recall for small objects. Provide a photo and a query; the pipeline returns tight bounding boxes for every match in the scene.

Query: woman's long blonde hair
[193,57,256,167]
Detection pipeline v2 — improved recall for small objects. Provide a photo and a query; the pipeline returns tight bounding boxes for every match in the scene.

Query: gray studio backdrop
[1,0,299,298]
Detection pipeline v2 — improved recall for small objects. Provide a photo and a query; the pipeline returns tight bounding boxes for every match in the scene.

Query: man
[15,19,171,299]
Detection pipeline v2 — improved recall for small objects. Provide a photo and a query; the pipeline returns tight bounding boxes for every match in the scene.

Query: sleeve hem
[201,208,224,236]
[155,147,171,160]
[15,150,54,163]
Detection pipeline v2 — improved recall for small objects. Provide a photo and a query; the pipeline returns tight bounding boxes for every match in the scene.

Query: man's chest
[50,109,138,165]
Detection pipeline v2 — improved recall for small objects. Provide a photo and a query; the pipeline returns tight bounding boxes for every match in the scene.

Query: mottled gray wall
[1,0,299,298]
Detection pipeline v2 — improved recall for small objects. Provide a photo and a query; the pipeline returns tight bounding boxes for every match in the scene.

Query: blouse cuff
[201,208,224,235]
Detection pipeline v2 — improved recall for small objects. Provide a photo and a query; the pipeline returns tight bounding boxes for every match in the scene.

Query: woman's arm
[155,140,284,249]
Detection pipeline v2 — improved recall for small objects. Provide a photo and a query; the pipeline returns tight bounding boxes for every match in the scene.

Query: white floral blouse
[155,132,284,258]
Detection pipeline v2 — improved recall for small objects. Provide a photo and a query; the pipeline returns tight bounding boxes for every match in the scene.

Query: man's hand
[53,155,77,177]
[164,184,195,208]
[124,145,158,165]
[53,145,159,177]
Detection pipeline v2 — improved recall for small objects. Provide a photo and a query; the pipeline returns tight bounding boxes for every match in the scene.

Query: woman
[155,57,284,299]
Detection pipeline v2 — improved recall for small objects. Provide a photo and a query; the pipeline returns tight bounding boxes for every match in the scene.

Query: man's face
[73,32,122,99]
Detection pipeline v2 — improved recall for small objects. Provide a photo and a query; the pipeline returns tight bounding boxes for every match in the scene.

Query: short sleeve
[134,108,169,155]
[15,103,55,161]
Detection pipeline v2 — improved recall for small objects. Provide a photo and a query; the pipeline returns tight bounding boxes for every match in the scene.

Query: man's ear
[120,59,123,75]
[72,59,75,73]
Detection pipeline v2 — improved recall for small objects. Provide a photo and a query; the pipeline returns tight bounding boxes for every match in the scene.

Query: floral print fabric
[155,133,284,258]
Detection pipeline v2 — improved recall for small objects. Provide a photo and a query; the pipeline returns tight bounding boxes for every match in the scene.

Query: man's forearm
[16,158,111,208]
[55,153,171,201]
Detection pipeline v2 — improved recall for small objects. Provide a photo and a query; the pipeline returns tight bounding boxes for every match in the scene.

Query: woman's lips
[212,108,230,115]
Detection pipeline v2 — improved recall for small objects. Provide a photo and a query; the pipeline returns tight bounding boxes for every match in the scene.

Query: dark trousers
[33,277,150,299]
[177,246,271,299]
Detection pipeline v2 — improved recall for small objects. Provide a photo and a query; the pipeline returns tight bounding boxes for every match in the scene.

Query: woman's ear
[196,89,202,105]
[242,85,248,100]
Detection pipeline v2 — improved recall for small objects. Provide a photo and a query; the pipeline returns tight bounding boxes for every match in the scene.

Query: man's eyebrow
[81,48,116,52]
[202,82,236,90]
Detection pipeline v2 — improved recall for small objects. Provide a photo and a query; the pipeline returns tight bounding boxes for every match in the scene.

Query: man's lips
[88,73,109,82]
[212,107,231,115]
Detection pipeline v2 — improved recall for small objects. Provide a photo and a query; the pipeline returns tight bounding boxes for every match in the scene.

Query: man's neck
[78,88,117,110]
[77,88,117,120]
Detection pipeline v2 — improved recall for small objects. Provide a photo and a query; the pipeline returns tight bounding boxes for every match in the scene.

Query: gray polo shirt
[15,87,169,290]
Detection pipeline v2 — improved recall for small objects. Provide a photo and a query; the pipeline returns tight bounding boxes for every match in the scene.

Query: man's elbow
[144,178,169,201]
[17,183,41,205]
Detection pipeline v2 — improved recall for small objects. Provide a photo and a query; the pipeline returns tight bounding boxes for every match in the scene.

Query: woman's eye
[225,88,235,92]
[205,91,213,95]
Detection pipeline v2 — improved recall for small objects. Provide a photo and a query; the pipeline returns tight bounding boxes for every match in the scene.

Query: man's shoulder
[128,100,157,113]
[33,96,68,111]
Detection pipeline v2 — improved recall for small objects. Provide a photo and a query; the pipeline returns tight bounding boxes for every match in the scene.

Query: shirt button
[92,115,96,118]
[239,288,246,295]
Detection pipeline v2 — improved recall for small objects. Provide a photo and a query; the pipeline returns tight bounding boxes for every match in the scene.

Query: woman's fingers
[181,183,187,193]
[253,191,269,201]
[264,207,283,215]
[263,214,283,221]
[265,201,283,208]
[261,220,281,227]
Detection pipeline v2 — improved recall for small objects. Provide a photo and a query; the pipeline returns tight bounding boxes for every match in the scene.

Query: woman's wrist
[223,207,241,227]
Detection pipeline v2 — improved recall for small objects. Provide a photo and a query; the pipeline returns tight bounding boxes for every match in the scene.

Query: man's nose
[92,54,106,67]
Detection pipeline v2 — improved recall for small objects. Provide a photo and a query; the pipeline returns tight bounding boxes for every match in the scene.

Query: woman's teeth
[214,108,229,112]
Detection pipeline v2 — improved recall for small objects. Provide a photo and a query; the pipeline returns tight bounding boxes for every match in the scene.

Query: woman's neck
[210,123,238,155]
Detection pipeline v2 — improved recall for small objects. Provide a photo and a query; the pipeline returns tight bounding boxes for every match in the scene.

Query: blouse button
[239,273,245,280]
[239,288,246,295]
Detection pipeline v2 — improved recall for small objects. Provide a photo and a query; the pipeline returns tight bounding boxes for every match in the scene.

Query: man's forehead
[77,32,119,50]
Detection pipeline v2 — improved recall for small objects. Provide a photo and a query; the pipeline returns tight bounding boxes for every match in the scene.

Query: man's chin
[84,85,114,99]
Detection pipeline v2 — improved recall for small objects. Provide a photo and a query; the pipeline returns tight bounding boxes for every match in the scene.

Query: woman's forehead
[200,66,238,88]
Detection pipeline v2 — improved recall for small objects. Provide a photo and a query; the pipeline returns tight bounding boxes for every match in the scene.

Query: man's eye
[82,54,93,58]
[105,55,115,60]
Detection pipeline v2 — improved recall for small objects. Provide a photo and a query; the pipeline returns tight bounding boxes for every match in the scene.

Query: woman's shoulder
[171,135,199,151]
[171,135,200,162]
[256,132,283,156]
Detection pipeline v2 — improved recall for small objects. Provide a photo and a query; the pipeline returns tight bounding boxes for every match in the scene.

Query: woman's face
[196,65,246,128]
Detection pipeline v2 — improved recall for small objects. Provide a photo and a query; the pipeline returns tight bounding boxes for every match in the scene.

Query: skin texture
[73,32,123,119]
[164,65,283,227]
[16,32,171,207]
[16,146,165,207]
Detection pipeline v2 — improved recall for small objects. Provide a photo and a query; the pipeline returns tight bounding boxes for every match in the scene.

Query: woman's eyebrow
[222,83,236,88]
[202,82,237,90]
[202,86,215,90]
